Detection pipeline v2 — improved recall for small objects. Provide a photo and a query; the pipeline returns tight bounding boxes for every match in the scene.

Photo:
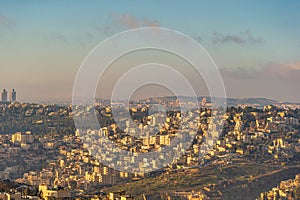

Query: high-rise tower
[10,89,16,102]
[1,89,8,103]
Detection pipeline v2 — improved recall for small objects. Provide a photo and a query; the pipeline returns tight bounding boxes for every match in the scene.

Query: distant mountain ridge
[225,97,279,106]
[184,96,298,107]
[95,96,300,107]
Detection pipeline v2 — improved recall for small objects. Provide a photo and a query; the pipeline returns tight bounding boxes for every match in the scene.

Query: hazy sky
[0,1,300,102]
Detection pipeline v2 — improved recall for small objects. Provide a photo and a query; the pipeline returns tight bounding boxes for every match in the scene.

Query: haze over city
[0,0,300,102]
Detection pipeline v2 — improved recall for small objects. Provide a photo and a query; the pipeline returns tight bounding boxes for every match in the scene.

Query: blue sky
[0,1,300,102]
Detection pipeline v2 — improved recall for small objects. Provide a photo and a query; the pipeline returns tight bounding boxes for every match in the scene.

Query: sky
[0,0,300,103]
